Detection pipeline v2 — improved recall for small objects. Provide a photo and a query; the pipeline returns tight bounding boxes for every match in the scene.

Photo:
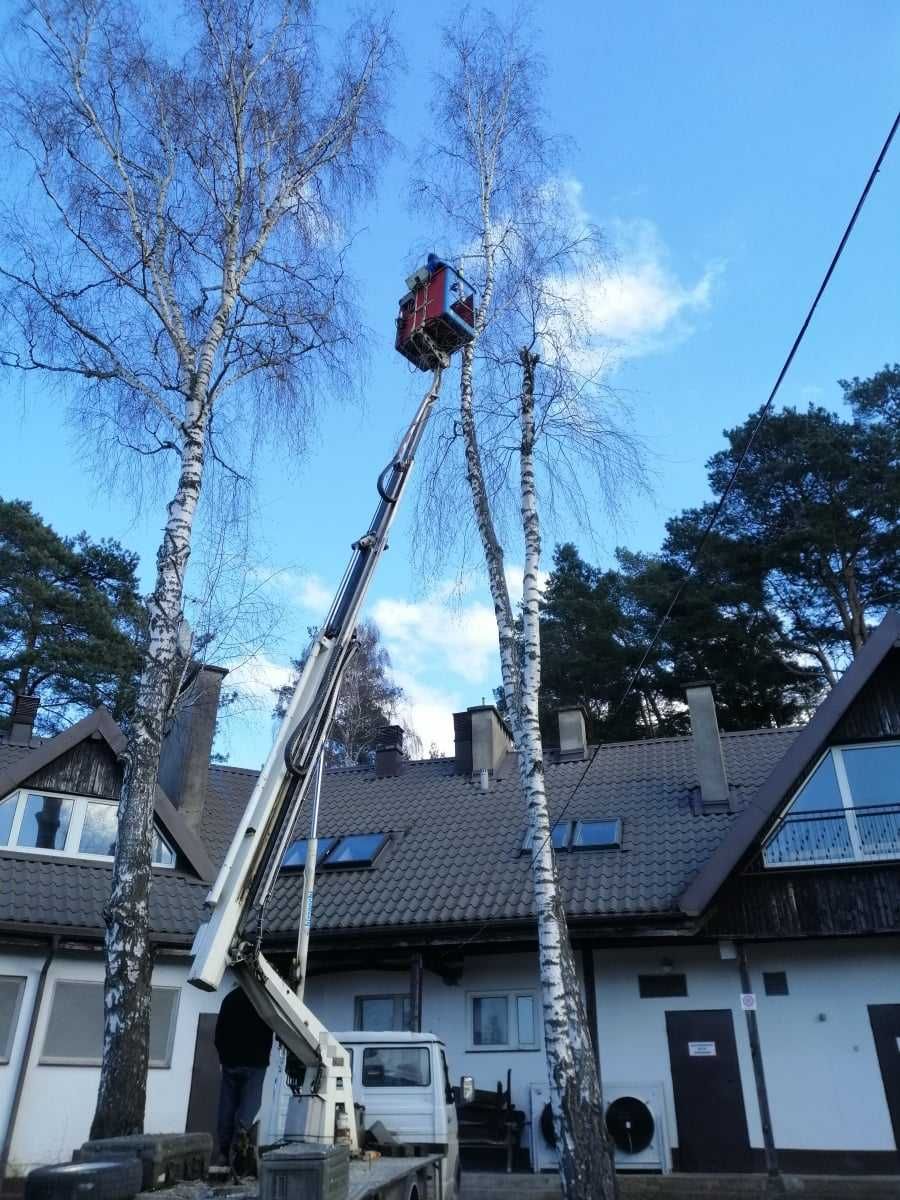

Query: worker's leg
[217,1066,241,1164]
[234,1065,267,1135]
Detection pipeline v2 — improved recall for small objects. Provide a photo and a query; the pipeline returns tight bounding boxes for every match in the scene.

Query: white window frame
[0,976,26,1063]
[467,989,540,1052]
[763,741,900,869]
[38,979,181,1068]
[0,790,175,868]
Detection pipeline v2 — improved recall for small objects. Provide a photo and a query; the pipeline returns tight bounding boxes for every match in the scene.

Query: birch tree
[0,0,392,1137]
[415,13,641,1199]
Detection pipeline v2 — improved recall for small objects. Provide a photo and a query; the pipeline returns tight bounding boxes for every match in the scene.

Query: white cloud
[579,218,720,361]
[392,670,463,756]
[226,650,293,706]
[371,592,499,685]
[251,566,334,614]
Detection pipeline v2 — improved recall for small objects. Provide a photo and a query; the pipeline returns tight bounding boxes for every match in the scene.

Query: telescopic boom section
[188,362,446,1004]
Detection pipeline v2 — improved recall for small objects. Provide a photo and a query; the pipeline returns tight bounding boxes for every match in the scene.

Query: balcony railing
[763,804,900,868]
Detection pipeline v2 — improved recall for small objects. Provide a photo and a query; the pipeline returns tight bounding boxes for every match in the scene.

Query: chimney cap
[375,724,404,749]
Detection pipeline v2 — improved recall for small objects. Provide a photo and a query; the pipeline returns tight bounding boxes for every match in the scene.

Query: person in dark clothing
[215,984,274,1172]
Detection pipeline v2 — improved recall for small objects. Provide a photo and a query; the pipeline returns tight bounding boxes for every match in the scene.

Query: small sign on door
[688,1041,717,1057]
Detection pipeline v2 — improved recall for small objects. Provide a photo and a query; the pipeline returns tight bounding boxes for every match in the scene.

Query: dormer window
[0,790,176,868]
[763,742,900,867]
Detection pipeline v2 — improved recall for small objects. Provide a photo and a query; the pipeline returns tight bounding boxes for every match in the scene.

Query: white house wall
[593,937,900,1159]
[291,937,899,1164]
[748,939,900,1152]
[299,952,568,1128]
[0,949,228,1176]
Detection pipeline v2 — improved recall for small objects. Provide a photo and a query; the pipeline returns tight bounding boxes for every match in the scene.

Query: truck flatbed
[348,1154,440,1199]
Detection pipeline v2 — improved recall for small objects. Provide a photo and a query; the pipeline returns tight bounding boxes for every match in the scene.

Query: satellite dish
[605,1096,655,1155]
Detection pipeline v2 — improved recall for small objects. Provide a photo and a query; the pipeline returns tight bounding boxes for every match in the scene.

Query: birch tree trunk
[516,349,618,1198]
[91,407,210,1136]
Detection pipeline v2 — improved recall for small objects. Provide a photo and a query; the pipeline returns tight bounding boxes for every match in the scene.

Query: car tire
[26,1159,144,1200]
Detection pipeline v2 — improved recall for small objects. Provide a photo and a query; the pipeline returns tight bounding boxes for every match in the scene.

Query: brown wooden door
[665,1009,752,1172]
[186,1013,220,1146]
[868,1004,900,1155]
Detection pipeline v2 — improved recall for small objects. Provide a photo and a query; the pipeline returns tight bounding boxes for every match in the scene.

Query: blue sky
[2,1,899,764]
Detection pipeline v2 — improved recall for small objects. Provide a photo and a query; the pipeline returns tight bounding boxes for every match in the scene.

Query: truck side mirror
[459,1075,475,1104]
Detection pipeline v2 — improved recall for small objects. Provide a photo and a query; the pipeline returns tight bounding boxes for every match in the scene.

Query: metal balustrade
[763,804,900,867]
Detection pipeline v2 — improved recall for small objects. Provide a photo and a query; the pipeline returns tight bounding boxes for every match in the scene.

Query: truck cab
[283,1032,460,1199]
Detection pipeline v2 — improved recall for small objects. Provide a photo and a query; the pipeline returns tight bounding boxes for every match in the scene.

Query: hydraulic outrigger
[187,258,476,1151]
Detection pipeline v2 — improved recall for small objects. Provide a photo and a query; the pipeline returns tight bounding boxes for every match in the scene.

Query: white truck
[187,260,476,1200]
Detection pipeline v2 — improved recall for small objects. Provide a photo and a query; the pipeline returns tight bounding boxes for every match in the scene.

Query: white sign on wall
[741,993,757,1011]
[688,1041,717,1057]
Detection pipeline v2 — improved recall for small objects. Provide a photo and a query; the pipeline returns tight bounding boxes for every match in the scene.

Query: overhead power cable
[450,106,900,956]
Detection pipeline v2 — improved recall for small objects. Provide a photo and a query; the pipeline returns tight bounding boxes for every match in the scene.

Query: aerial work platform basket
[395,255,477,370]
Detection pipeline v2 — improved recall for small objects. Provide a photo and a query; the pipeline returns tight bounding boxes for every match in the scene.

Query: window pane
[473,996,508,1046]
[791,754,843,812]
[362,1046,430,1087]
[42,981,104,1062]
[516,995,536,1045]
[42,981,177,1066]
[356,997,395,1031]
[638,974,688,998]
[763,971,789,996]
[522,823,570,852]
[79,803,117,857]
[842,746,900,808]
[325,834,386,867]
[149,989,179,1066]
[282,837,336,870]
[0,796,16,847]
[17,794,73,851]
[151,830,176,868]
[573,820,621,849]
[0,977,25,1061]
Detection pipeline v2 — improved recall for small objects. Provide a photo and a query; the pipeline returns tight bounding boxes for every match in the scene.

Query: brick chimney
[374,725,404,778]
[8,695,39,746]
[157,664,228,831]
[685,681,731,814]
[453,705,512,776]
[557,706,587,760]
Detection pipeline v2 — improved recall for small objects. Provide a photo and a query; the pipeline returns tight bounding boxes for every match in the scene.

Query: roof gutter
[0,936,57,1185]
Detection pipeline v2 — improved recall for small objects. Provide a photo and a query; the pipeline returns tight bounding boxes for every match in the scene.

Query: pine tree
[0,499,143,731]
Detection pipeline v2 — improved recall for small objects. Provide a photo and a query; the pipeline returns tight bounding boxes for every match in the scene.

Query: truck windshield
[362,1046,431,1087]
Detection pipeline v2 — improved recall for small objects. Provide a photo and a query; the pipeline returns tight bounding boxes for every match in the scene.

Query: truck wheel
[26,1159,143,1200]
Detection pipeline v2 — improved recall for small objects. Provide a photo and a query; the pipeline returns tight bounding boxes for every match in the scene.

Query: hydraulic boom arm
[187,365,446,1121]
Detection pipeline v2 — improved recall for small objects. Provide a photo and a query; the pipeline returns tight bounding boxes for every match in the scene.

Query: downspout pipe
[0,937,57,1186]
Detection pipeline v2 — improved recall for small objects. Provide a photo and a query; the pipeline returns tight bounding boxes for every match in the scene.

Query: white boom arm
[188,364,446,1143]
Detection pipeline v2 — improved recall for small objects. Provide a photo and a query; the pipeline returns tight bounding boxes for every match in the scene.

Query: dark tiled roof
[0,726,798,945]
[0,851,208,940]
[259,728,798,937]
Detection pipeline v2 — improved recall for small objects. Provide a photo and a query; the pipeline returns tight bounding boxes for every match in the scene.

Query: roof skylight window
[521,822,571,853]
[324,833,387,868]
[282,836,337,870]
[521,818,623,853]
[572,819,622,849]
